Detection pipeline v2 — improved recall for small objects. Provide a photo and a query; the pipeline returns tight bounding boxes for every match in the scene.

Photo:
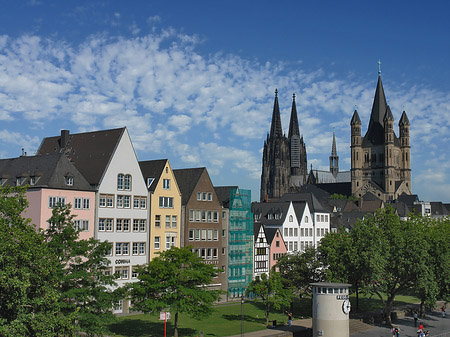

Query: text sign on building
[115,259,131,265]
[336,295,349,300]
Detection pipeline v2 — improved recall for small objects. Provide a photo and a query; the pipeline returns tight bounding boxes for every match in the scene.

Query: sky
[0,0,449,202]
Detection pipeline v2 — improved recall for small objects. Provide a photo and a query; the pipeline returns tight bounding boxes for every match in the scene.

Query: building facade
[351,75,412,201]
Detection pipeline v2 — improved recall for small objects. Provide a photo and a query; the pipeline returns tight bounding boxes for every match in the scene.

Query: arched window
[117,174,124,190]
[305,216,308,223]
[289,215,293,222]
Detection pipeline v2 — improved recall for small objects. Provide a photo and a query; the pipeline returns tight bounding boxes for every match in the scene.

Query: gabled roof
[280,192,326,213]
[139,159,168,192]
[264,226,281,245]
[0,153,93,191]
[252,201,290,226]
[173,167,207,205]
[430,202,450,216]
[36,128,125,186]
[292,201,307,220]
[214,186,239,208]
[397,193,419,207]
[254,223,264,239]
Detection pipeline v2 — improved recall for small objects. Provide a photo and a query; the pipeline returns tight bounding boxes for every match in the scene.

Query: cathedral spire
[288,93,300,139]
[269,89,283,139]
[331,128,337,156]
[370,75,388,127]
[330,128,339,177]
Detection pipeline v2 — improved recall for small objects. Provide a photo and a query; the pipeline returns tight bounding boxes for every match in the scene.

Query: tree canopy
[319,207,450,325]
[246,272,291,326]
[129,246,221,337]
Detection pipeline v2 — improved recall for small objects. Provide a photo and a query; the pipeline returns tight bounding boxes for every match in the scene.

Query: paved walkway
[227,310,450,337]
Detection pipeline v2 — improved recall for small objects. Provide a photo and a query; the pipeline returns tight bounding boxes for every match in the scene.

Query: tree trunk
[265,302,270,326]
[356,285,359,311]
[384,296,395,327]
[420,300,424,317]
[174,311,179,337]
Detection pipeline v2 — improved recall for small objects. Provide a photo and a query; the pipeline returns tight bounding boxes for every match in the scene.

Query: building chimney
[61,130,70,148]
[265,194,269,203]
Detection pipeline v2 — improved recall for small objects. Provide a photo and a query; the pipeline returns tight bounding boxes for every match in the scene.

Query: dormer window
[0,178,4,186]
[147,177,155,188]
[30,176,36,186]
[16,177,22,186]
[65,176,73,186]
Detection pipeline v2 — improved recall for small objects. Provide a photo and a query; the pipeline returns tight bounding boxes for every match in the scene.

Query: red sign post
[159,311,171,337]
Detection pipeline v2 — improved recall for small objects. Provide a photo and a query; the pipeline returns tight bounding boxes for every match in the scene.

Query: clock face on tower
[342,299,351,314]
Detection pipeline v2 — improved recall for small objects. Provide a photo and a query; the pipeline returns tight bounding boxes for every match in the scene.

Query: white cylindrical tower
[310,282,352,337]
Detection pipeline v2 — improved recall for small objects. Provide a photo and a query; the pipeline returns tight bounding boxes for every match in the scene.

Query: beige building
[351,74,411,201]
[139,159,182,260]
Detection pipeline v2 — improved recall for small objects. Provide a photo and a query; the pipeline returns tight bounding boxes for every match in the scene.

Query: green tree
[129,246,221,337]
[320,207,431,326]
[246,272,291,326]
[0,186,73,336]
[276,246,324,297]
[45,203,118,336]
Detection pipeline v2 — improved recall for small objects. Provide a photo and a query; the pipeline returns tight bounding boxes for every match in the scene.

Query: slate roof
[252,201,290,226]
[264,226,280,245]
[173,167,206,205]
[139,159,168,192]
[37,128,125,186]
[254,223,263,239]
[280,192,326,213]
[0,153,93,191]
[214,186,238,208]
[313,170,351,184]
[362,76,400,147]
[397,193,419,208]
[430,202,450,216]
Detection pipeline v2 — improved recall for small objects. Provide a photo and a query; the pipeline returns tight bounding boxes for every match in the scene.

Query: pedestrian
[442,305,446,318]
[419,323,424,331]
[392,327,400,337]
[287,311,292,327]
[414,311,418,327]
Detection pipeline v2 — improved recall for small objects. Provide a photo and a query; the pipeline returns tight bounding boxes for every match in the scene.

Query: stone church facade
[350,75,412,201]
[260,90,307,201]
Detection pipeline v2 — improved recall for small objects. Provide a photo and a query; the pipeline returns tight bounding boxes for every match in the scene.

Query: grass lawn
[107,300,303,337]
[106,293,419,336]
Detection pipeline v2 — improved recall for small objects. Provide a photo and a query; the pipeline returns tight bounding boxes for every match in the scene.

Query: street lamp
[241,294,245,337]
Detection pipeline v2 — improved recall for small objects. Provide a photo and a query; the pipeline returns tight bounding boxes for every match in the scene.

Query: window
[99,218,113,232]
[154,237,160,249]
[189,229,194,241]
[74,220,89,231]
[48,196,65,208]
[309,228,313,236]
[139,219,146,232]
[147,177,154,187]
[155,215,161,227]
[16,177,22,186]
[207,211,213,222]
[117,195,124,208]
[201,211,207,222]
[74,198,90,209]
[99,219,105,231]
[159,197,173,208]
[305,216,308,223]
[289,215,293,222]
[122,219,130,232]
[256,248,266,255]
[213,229,218,241]
[207,229,213,240]
[317,228,320,236]
[201,229,207,241]
[213,212,219,222]
[117,174,131,190]
[294,228,298,236]
[106,219,113,231]
[316,215,320,222]
[197,192,201,200]
[30,176,36,185]
[115,267,129,280]
[207,193,212,201]
[116,219,123,231]
[289,228,293,236]
[134,196,147,209]
[117,174,124,190]
[116,242,129,255]
[276,240,280,247]
[294,241,298,251]
[65,176,73,186]
[133,219,139,232]
[163,179,170,189]
[124,195,130,208]
[284,228,288,237]
[222,229,226,237]
[171,216,177,228]
[189,210,194,222]
[165,235,176,249]
[195,229,200,241]
[124,175,131,190]
[132,242,145,255]
[114,300,123,312]
[165,215,171,228]
[195,210,201,221]
[301,228,304,236]
[289,241,293,251]
[132,268,138,279]
[321,215,324,222]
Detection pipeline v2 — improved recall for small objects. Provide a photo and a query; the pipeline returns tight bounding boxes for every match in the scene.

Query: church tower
[329,128,339,177]
[261,90,308,201]
[351,67,412,201]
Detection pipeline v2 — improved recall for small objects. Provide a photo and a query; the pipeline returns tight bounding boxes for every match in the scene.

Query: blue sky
[0,0,449,202]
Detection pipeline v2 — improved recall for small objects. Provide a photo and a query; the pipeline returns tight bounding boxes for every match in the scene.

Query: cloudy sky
[0,1,449,202]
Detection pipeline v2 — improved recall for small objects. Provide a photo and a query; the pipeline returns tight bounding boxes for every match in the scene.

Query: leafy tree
[44,203,118,336]
[0,186,73,335]
[276,246,324,297]
[129,246,221,337]
[320,207,431,326]
[246,272,291,326]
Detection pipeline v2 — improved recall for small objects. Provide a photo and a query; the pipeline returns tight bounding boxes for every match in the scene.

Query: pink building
[0,153,95,239]
[266,227,287,271]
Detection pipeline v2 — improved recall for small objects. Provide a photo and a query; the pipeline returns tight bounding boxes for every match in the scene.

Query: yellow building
[139,159,182,260]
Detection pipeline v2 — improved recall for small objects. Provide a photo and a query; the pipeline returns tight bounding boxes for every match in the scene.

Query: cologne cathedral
[260,90,308,201]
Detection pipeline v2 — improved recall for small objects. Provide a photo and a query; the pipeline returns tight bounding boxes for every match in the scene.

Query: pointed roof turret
[350,108,361,125]
[399,110,410,126]
[331,128,337,156]
[288,93,300,139]
[269,89,283,139]
[383,105,394,122]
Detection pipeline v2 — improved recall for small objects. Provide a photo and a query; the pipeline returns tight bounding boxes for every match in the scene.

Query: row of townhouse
[251,192,331,278]
[0,127,236,311]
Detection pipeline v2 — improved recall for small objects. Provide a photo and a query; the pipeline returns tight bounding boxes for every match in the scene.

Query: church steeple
[370,75,388,127]
[329,128,339,177]
[288,93,300,139]
[269,89,283,139]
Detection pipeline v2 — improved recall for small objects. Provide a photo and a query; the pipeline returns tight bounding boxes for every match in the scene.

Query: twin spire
[269,89,300,140]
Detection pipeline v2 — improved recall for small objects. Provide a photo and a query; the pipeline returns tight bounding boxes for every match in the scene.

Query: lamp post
[241,294,245,337]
